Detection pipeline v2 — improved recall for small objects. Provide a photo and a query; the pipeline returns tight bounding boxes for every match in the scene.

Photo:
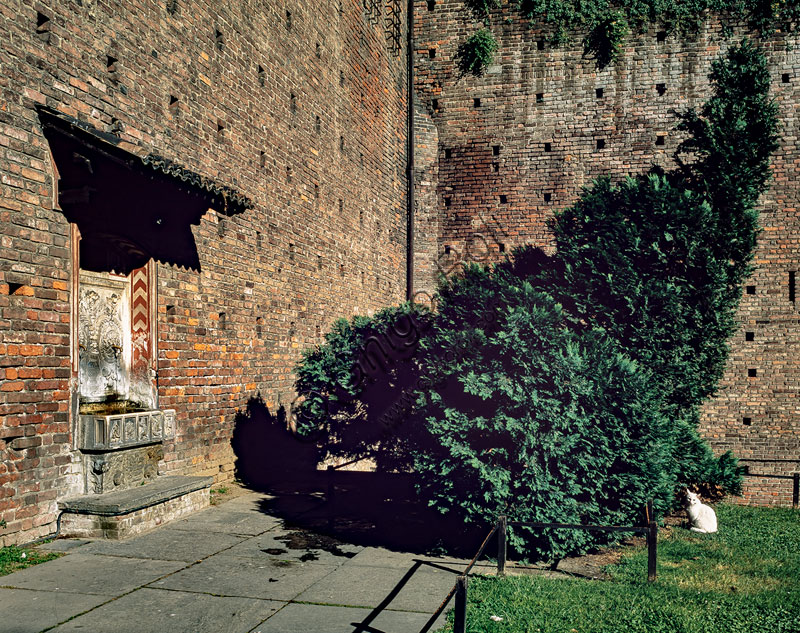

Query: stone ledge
[58,475,214,516]
[59,487,211,539]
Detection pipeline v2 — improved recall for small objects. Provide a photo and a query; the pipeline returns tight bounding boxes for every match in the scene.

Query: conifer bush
[294,303,431,471]
[295,42,778,559]
[409,41,776,557]
[411,263,674,558]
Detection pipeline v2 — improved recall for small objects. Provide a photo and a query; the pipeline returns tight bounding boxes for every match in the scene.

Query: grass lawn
[437,504,800,633]
[0,545,62,577]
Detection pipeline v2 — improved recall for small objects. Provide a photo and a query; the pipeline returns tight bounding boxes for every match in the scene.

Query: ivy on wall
[455,0,799,74]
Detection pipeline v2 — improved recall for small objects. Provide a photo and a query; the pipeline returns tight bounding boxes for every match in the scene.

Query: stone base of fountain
[58,475,213,539]
[60,407,210,539]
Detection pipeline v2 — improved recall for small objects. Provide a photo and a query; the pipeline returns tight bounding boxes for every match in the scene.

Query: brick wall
[0,0,409,545]
[414,1,800,504]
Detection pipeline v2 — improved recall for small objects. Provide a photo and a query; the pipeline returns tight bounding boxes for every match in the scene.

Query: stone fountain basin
[80,408,175,451]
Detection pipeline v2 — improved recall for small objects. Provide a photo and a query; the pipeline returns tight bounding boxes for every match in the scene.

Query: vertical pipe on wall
[406,0,415,301]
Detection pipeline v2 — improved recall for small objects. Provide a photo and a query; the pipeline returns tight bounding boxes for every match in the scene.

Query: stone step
[58,475,214,539]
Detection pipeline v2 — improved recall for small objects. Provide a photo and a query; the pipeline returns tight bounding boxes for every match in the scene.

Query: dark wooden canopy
[37,106,252,274]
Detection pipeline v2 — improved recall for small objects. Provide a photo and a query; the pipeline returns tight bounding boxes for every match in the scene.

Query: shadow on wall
[230,395,485,556]
[230,396,318,490]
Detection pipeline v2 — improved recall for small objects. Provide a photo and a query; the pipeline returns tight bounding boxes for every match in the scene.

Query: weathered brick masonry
[413,2,800,505]
[2,0,799,547]
[0,0,409,546]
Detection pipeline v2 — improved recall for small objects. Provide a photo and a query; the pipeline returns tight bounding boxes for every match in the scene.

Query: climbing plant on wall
[455,0,799,74]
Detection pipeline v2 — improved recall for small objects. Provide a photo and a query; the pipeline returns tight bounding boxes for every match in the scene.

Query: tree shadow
[231,396,486,557]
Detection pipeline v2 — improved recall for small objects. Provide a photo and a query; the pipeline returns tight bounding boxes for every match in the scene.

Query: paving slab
[297,561,458,612]
[345,547,467,571]
[166,497,281,536]
[47,587,282,633]
[77,527,246,562]
[34,539,91,553]
[224,527,362,565]
[0,553,185,596]
[150,554,338,601]
[253,602,446,633]
[0,587,108,633]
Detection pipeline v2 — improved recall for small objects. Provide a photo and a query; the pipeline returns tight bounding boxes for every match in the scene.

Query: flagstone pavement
[0,491,474,633]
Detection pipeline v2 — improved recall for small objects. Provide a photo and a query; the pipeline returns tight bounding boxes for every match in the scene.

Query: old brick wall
[414,1,800,504]
[0,0,409,545]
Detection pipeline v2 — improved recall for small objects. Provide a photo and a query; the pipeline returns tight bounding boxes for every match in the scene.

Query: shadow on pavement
[231,396,486,558]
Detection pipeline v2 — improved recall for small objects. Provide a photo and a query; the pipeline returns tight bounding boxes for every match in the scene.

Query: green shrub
[294,303,432,471]
[412,263,674,559]
[296,43,776,560]
[456,28,499,76]
[548,40,777,496]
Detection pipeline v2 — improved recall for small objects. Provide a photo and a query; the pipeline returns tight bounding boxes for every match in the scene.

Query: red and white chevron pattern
[131,268,148,333]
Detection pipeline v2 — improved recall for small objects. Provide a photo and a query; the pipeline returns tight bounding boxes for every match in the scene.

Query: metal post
[792,473,799,509]
[647,499,657,582]
[454,576,467,633]
[326,465,335,531]
[327,464,335,500]
[497,515,507,577]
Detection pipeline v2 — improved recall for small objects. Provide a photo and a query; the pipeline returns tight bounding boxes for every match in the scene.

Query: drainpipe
[406,0,415,302]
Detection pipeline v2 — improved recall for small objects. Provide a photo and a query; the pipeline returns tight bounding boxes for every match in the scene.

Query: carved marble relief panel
[78,270,131,403]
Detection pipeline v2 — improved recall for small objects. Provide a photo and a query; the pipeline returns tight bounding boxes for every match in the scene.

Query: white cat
[684,489,718,534]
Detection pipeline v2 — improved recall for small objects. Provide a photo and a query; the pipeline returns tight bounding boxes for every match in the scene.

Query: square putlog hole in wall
[656,83,666,96]
[745,331,755,341]
[596,139,606,150]
[473,98,481,108]
[742,417,752,426]
[536,93,544,103]
[537,40,545,51]
[657,30,667,42]
[656,135,666,146]
[595,87,604,98]
[544,142,552,152]
[748,368,757,377]
[429,48,436,59]
[746,285,756,295]
[782,73,791,83]
[36,12,51,42]
[492,145,500,156]
[499,194,508,204]
[543,192,552,203]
